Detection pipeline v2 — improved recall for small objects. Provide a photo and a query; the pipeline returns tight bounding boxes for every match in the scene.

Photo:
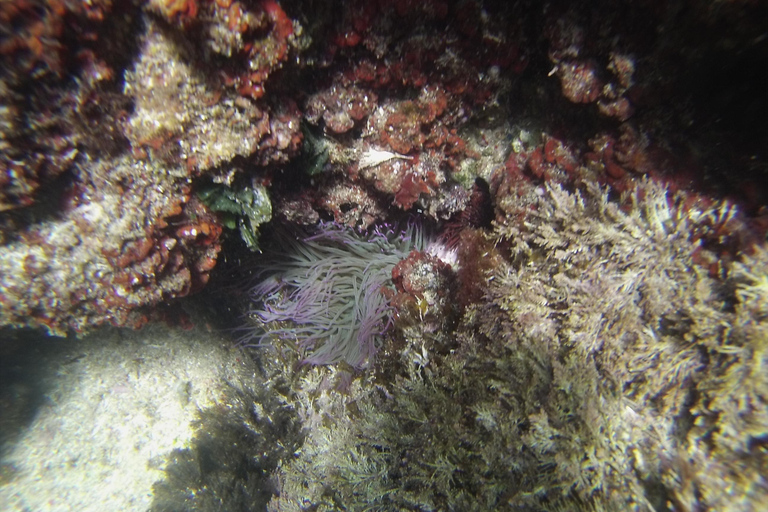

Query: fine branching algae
[266,180,768,512]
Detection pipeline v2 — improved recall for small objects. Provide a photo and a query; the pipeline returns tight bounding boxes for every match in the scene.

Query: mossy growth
[267,179,768,511]
[198,182,272,251]
[149,377,302,512]
[453,157,482,190]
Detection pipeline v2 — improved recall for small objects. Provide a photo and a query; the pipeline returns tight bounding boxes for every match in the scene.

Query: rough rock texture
[0,322,300,512]
[0,1,302,333]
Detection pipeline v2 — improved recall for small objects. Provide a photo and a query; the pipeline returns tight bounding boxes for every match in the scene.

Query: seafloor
[0,1,766,511]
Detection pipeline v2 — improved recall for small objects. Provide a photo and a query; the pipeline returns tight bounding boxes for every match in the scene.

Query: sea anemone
[242,221,427,368]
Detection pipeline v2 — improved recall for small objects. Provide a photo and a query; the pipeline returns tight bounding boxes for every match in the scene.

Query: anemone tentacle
[243,221,426,368]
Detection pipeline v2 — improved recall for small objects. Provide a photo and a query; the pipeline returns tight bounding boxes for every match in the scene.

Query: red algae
[0,0,765,341]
